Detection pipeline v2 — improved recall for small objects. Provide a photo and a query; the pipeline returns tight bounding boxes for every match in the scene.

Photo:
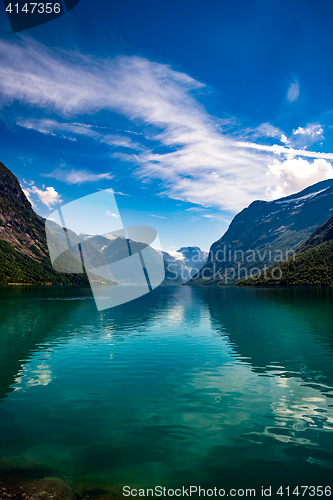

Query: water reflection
[0,285,204,401]
[200,286,333,394]
[0,285,333,492]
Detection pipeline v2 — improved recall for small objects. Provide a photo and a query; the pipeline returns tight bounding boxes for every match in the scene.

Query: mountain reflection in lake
[0,285,332,496]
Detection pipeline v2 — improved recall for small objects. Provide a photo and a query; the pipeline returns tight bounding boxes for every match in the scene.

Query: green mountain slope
[239,215,333,286]
[0,239,92,285]
[0,162,92,285]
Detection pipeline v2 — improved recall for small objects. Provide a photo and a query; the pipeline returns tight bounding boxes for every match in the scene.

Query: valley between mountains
[1,161,333,286]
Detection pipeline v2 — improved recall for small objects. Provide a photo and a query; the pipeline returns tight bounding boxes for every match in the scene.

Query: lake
[0,285,333,498]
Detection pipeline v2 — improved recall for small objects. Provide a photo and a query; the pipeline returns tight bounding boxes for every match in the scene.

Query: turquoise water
[0,285,333,497]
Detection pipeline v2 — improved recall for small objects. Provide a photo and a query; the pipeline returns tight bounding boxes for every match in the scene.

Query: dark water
[0,285,333,497]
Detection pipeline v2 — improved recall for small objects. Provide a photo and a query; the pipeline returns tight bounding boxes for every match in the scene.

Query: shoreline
[0,476,126,500]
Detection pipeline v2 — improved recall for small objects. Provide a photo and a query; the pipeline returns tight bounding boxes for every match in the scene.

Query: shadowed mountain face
[0,162,92,285]
[0,162,48,260]
[189,179,333,285]
[297,214,333,252]
[239,215,333,286]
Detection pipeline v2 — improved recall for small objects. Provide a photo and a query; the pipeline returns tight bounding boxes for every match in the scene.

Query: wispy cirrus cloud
[149,214,168,219]
[17,118,142,149]
[113,191,130,196]
[201,214,231,222]
[99,188,131,196]
[247,122,290,145]
[232,140,333,160]
[0,38,332,211]
[185,207,208,212]
[44,167,113,185]
[17,118,96,138]
[287,79,300,102]
[250,122,284,140]
[0,37,202,118]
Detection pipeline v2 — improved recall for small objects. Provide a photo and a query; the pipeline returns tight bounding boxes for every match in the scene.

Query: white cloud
[149,214,168,219]
[98,188,130,196]
[293,124,323,138]
[0,39,333,211]
[234,140,333,160]
[201,214,231,222]
[290,124,324,149]
[0,38,202,118]
[17,118,96,138]
[287,80,300,102]
[266,157,333,198]
[25,185,62,209]
[106,210,119,217]
[100,134,142,149]
[17,118,141,149]
[246,122,324,148]
[113,191,130,196]
[21,187,36,208]
[185,207,207,212]
[251,122,284,140]
[44,167,113,185]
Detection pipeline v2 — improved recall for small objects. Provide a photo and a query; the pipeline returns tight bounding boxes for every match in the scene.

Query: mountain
[297,214,333,252]
[0,162,180,286]
[0,162,93,285]
[0,161,47,257]
[188,179,333,285]
[76,232,182,285]
[162,246,208,283]
[239,215,333,286]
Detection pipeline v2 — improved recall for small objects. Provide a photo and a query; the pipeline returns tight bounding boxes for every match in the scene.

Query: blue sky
[1,0,333,251]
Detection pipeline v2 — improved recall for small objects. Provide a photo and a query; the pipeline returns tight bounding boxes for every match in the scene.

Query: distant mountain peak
[275,178,333,204]
[162,246,208,283]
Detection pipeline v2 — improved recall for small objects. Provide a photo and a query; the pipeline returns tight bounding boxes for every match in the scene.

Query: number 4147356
[277,486,331,496]
[6,3,61,14]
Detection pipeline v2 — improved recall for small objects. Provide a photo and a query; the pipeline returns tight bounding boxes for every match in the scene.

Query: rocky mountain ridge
[189,178,333,285]
[0,162,48,260]
[0,162,96,285]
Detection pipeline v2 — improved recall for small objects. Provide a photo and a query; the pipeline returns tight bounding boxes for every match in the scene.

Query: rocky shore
[0,477,123,500]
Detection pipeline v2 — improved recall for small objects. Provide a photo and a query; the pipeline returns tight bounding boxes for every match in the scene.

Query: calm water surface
[0,285,333,496]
